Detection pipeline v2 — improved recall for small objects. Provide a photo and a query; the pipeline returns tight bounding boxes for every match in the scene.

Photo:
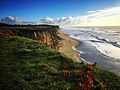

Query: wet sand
[58,32,81,62]
[58,31,120,75]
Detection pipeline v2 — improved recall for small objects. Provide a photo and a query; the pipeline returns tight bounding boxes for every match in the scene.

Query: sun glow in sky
[72,7,120,26]
[0,0,120,26]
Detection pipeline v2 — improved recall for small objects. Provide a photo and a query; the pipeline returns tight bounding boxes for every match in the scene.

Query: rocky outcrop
[0,26,60,49]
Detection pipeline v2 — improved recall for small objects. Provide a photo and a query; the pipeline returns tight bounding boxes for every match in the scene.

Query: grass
[0,36,120,90]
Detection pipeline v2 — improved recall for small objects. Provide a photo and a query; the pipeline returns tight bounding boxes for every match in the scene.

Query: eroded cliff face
[0,30,16,38]
[0,27,60,49]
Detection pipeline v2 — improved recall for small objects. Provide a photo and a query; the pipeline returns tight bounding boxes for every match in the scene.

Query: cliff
[0,25,60,49]
[0,23,120,90]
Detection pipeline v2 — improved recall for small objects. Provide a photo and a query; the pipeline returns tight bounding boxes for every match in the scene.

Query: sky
[0,0,120,26]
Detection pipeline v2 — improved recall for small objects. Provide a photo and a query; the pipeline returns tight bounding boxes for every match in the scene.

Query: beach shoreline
[58,31,81,62]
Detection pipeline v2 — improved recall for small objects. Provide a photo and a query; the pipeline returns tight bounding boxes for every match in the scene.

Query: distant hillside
[0,22,10,27]
[0,22,59,28]
[0,36,120,90]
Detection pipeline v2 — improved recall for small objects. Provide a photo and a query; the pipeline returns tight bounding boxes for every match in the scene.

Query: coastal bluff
[0,23,60,49]
[0,23,120,90]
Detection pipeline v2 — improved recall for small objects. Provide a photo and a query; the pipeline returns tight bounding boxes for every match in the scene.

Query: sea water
[61,26,120,74]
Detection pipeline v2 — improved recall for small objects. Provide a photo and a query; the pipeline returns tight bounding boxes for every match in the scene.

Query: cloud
[84,6,120,26]
[38,6,120,26]
[86,7,120,18]
[0,16,37,25]
[1,6,120,26]
[36,16,74,26]
[87,11,97,13]
[0,16,23,24]
[40,17,54,24]
[59,6,120,26]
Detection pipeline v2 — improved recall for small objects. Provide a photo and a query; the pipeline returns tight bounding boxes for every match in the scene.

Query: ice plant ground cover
[0,36,120,90]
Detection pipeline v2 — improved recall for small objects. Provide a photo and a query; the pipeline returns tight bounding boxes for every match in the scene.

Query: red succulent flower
[86,64,94,70]
[41,63,48,67]
[63,70,69,77]
[76,70,83,76]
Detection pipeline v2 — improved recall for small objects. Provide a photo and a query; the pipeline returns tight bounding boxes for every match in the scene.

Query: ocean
[61,26,120,75]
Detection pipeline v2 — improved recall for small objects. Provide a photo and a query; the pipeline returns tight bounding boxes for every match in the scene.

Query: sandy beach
[58,31,81,62]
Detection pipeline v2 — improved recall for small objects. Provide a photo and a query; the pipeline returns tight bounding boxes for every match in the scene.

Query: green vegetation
[0,36,120,90]
[0,23,60,50]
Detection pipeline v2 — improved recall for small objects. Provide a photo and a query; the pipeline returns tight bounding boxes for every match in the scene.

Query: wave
[89,34,120,60]
[72,46,91,64]
[62,27,120,60]
[89,41,120,60]
[91,34,120,48]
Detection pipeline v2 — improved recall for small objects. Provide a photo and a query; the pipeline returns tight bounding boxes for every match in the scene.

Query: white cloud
[39,6,120,26]
[40,17,54,24]
[0,16,37,25]
[87,11,97,13]
[86,7,120,18]
[83,7,120,26]
[0,16,23,24]
[60,6,120,26]
[39,16,74,25]
[1,6,120,26]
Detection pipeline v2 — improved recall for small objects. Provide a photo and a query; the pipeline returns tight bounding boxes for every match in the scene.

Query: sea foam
[62,27,120,60]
